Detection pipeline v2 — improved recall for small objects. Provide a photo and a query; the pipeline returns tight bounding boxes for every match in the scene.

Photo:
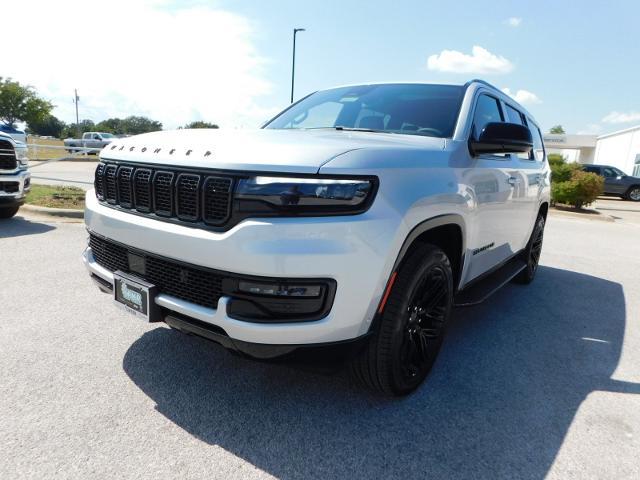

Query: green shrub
[551,161,581,183]
[547,153,565,168]
[551,170,604,209]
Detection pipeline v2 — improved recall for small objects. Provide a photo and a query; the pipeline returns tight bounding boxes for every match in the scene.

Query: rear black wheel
[513,214,545,285]
[625,186,640,202]
[350,244,453,396]
[0,206,20,219]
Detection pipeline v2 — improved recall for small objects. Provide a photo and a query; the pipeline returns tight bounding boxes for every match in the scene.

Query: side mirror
[469,122,533,156]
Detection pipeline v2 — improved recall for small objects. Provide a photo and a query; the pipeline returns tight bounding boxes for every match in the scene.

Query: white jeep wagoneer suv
[84,80,550,395]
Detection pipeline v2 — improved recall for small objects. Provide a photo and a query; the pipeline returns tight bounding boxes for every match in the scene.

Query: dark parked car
[583,164,640,201]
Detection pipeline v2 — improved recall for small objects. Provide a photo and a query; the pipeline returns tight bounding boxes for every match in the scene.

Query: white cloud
[504,17,522,27]
[501,88,541,105]
[427,46,514,74]
[602,111,640,124]
[2,0,273,129]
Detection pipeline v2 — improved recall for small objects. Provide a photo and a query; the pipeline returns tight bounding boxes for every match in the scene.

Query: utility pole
[290,28,306,103]
[74,89,80,138]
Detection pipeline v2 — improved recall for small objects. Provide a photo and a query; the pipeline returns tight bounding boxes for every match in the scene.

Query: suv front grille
[95,161,233,227]
[0,140,17,170]
[89,233,223,309]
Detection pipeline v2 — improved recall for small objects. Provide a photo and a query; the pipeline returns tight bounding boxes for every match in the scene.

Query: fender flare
[368,214,468,335]
[391,214,467,273]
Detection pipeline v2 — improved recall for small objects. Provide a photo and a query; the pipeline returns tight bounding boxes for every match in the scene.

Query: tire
[513,214,545,285]
[350,244,454,396]
[625,186,640,202]
[0,206,20,219]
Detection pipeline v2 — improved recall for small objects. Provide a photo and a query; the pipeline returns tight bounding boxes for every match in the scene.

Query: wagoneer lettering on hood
[101,128,446,174]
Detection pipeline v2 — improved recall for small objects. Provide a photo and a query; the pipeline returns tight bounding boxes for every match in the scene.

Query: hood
[99,129,445,174]
[0,131,17,145]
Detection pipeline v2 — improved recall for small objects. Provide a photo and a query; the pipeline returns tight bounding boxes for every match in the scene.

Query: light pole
[74,89,80,138]
[290,28,305,103]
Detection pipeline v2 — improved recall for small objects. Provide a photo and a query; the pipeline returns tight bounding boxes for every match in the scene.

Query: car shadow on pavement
[123,266,639,479]
[0,215,55,239]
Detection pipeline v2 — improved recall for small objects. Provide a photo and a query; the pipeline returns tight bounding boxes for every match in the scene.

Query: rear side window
[527,119,545,162]
[584,166,600,174]
[505,104,531,160]
[472,95,503,139]
[602,167,623,177]
[505,104,525,125]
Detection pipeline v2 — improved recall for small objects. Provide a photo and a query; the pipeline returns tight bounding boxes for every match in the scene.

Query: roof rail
[463,79,503,94]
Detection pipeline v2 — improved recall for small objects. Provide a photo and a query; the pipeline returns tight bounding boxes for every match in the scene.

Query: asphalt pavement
[0,211,639,479]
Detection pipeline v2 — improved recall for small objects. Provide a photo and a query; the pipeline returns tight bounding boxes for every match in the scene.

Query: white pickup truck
[64,132,116,153]
[0,132,30,218]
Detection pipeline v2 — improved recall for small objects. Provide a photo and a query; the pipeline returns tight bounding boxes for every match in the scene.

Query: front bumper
[84,190,405,346]
[0,169,30,205]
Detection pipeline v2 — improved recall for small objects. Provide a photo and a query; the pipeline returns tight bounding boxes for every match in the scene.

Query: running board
[454,257,527,307]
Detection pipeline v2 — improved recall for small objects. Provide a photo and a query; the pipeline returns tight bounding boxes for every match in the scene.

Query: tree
[183,121,219,129]
[62,119,95,138]
[0,77,53,127]
[28,115,66,138]
[120,116,162,135]
[549,125,565,134]
[94,116,162,135]
[95,117,125,135]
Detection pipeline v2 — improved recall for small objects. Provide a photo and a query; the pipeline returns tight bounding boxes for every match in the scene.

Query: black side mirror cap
[469,122,533,156]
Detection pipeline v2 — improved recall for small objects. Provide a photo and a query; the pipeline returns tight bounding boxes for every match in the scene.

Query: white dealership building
[544,125,640,177]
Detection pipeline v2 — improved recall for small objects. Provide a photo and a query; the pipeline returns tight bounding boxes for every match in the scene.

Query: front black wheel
[0,206,20,219]
[513,214,545,285]
[350,244,453,396]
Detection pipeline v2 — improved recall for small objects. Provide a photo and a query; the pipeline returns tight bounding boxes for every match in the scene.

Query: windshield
[264,84,464,138]
[100,133,115,138]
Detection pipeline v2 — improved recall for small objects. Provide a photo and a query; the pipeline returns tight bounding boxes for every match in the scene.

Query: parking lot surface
[1,211,639,479]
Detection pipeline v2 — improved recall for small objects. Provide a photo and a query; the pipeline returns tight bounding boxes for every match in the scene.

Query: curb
[549,207,615,222]
[21,204,84,219]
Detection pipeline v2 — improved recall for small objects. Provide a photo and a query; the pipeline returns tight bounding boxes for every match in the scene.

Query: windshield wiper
[333,126,383,133]
[295,126,386,133]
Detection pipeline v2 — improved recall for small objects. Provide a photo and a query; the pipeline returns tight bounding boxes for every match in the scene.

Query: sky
[5,0,640,135]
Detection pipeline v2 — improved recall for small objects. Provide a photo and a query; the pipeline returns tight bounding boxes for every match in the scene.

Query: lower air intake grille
[89,233,224,309]
[0,182,20,193]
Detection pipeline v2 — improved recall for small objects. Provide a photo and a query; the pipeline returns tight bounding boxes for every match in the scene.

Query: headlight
[234,176,376,215]
[15,146,29,166]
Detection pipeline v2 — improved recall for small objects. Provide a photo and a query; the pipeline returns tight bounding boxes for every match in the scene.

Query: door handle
[507,176,520,186]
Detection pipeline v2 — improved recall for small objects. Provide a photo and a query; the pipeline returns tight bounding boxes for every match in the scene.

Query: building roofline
[597,124,640,140]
